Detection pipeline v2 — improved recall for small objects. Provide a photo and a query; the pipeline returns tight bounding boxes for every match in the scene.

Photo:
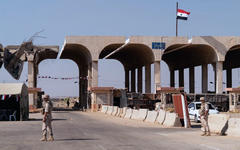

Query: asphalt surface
[0,111,239,150]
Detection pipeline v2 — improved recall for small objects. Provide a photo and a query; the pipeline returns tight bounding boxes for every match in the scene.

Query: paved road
[0,111,239,150]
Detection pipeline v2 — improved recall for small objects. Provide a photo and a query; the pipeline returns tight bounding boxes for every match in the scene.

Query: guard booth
[90,87,114,111]
[0,83,29,121]
[226,88,240,112]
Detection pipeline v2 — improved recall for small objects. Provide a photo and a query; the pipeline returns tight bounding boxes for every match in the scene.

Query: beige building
[5,36,240,108]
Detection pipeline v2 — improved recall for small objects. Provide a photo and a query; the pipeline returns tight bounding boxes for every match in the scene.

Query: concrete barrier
[226,118,240,137]
[116,108,123,117]
[208,114,229,135]
[145,111,159,123]
[163,112,181,127]
[156,109,166,124]
[100,105,108,113]
[120,107,127,118]
[137,109,148,121]
[131,109,139,120]
[111,106,119,116]
[124,108,133,119]
[106,106,113,115]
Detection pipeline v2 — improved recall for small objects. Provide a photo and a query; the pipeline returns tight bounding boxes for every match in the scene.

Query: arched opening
[224,45,240,88]
[99,43,155,93]
[98,59,124,88]
[38,59,79,97]
[162,44,218,93]
[58,43,92,108]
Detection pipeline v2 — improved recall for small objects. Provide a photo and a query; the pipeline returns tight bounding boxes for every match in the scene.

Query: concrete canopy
[162,44,218,70]
[99,43,155,69]
[36,46,59,65]
[60,43,92,71]
[223,45,240,69]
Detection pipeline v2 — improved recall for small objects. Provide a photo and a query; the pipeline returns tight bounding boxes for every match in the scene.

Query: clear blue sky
[1,0,240,97]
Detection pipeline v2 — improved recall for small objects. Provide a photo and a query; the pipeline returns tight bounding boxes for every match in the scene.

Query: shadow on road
[56,138,99,141]
[53,108,76,111]
[191,124,201,128]
[28,118,67,121]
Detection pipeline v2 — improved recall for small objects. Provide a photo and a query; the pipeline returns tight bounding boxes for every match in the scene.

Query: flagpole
[176,2,178,37]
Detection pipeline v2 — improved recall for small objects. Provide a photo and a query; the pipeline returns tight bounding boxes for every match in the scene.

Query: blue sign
[152,42,166,50]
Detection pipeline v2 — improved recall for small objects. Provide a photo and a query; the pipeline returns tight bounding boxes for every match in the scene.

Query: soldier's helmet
[42,94,50,101]
[200,97,205,102]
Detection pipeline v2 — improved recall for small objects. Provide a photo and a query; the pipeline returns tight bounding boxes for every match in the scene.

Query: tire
[194,115,199,123]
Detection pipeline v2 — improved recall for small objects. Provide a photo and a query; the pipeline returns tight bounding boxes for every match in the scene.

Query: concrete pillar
[202,64,208,93]
[214,64,216,92]
[125,69,129,92]
[216,61,223,94]
[92,61,98,87]
[189,67,195,93]
[170,69,175,87]
[27,54,37,108]
[179,69,184,87]
[79,71,82,107]
[154,61,161,91]
[137,67,143,93]
[227,68,232,88]
[145,64,151,93]
[80,68,88,109]
[131,69,136,92]
[88,63,92,90]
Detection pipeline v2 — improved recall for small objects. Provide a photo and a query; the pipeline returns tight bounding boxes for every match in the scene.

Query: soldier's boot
[206,132,211,136]
[40,136,47,141]
[201,132,206,136]
[48,136,54,141]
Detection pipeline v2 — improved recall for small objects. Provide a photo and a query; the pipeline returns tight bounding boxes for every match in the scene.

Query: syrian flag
[177,9,190,20]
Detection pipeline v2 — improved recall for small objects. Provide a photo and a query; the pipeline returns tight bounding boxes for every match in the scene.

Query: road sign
[152,42,166,50]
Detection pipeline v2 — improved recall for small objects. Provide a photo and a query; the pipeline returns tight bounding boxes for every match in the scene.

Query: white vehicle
[188,102,219,123]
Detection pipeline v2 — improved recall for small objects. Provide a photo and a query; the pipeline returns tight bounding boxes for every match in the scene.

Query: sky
[1,0,240,97]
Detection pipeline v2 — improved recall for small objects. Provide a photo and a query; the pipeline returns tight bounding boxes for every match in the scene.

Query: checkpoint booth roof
[0,83,29,121]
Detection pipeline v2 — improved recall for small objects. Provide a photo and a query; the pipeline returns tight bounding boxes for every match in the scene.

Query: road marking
[200,144,220,150]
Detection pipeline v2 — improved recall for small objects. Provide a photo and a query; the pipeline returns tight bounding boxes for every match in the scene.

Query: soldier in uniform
[40,94,54,141]
[199,97,210,136]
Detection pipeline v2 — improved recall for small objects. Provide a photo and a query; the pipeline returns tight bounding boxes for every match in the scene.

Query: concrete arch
[36,47,59,65]
[99,43,155,93]
[99,43,155,69]
[60,43,92,67]
[162,44,218,70]
[191,36,228,61]
[224,45,240,69]
[60,43,92,108]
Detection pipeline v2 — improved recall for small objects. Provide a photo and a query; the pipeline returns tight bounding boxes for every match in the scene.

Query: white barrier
[163,112,181,127]
[124,108,133,119]
[131,110,139,120]
[137,109,148,121]
[106,106,113,115]
[120,107,128,118]
[116,108,123,117]
[100,105,108,113]
[145,111,159,123]
[156,109,166,124]
[112,106,119,116]
[226,118,240,137]
[208,114,229,134]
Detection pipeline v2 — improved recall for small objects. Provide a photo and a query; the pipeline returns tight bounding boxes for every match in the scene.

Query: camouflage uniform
[199,102,210,136]
[41,100,54,141]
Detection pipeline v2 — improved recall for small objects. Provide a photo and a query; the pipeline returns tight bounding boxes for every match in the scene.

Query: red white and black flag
[177,9,190,20]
